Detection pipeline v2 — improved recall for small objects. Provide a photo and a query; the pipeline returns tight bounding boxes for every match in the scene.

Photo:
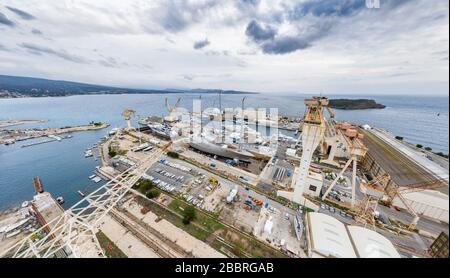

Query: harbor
[0,122,109,146]
[0,94,448,259]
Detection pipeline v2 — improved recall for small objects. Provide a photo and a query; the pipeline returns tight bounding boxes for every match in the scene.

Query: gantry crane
[165,97,181,113]
[122,108,135,129]
[321,127,368,208]
[354,173,390,228]
[1,144,169,258]
[388,178,448,230]
[278,97,334,204]
[354,174,447,230]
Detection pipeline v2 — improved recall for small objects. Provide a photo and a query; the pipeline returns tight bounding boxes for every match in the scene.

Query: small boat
[78,190,85,197]
[56,196,64,204]
[89,174,96,179]
[84,150,93,158]
[92,177,102,183]
[21,201,29,208]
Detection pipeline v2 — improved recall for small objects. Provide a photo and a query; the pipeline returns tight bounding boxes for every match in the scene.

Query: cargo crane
[387,178,448,230]
[355,174,447,230]
[278,97,333,204]
[122,108,135,129]
[322,124,368,208]
[165,97,181,113]
[355,174,390,228]
[1,144,169,258]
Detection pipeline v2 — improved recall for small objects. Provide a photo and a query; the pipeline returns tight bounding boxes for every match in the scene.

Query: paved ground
[377,204,449,237]
[122,199,225,258]
[99,214,160,258]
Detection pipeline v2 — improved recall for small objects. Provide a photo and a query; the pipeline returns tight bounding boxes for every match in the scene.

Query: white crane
[1,145,168,258]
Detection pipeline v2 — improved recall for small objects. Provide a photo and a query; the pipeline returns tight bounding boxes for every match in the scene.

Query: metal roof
[308,212,357,258]
[347,226,401,258]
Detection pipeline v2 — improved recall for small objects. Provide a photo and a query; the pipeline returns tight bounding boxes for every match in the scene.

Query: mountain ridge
[0,75,258,98]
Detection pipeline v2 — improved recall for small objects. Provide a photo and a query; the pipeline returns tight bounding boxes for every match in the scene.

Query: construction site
[1,95,448,259]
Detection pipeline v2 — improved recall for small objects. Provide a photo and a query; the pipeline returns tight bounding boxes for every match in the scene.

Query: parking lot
[144,156,198,195]
[318,202,355,224]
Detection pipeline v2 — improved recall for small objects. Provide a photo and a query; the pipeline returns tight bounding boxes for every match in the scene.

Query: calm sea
[0,93,448,210]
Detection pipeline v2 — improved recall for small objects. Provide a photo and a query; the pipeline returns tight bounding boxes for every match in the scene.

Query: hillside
[0,75,257,98]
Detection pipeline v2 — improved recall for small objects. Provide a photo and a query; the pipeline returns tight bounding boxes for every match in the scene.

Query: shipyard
[0,2,449,277]
[1,95,448,259]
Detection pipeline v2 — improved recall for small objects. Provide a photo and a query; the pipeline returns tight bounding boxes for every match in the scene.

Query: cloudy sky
[0,0,448,95]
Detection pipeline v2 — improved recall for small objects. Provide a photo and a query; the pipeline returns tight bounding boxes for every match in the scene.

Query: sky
[0,0,448,95]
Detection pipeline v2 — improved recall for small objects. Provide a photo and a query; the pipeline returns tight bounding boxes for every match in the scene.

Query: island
[329,99,386,110]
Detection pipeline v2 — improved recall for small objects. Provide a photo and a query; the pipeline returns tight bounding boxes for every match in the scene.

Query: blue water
[0,93,448,210]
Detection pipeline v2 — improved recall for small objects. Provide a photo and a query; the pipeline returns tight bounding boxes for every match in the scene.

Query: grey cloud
[19,43,88,63]
[98,56,119,68]
[240,0,260,6]
[261,36,312,54]
[148,0,220,33]
[245,0,411,55]
[0,12,15,27]
[245,20,276,42]
[6,6,35,20]
[182,74,195,81]
[246,19,332,54]
[182,73,232,81]
[31,28,43,35]
[288,0,365,19]
[0,43,10,51]
[194,39,210,50]
[204,50,230,56]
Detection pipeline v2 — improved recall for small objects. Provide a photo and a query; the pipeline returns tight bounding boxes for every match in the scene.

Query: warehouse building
[306,212,400,258]
[306,212,357,258]
[347,226,401,258]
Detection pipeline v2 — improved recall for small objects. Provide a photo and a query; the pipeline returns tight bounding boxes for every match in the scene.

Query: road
[377,205,449,237]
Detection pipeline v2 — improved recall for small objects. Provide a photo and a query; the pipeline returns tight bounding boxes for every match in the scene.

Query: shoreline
[0,119,48,128]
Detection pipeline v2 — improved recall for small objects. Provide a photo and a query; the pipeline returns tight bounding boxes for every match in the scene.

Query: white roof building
[306,212,401,258]
[307,212,357,258]
[347,226,400,258]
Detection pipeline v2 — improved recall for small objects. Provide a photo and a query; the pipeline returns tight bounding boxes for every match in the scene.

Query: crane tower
[122,108,135,129]
[278,97,329,204]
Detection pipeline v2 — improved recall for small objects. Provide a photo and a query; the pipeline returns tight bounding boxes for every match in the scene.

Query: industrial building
[31,192,64,233]
[306,212,400,258]
[306,212,357,258]
[302,171,324,197]
[392,190,449,223]
[347,226,400,258]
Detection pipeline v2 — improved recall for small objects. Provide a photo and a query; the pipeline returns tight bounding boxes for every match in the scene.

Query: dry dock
[360,129,448,194]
